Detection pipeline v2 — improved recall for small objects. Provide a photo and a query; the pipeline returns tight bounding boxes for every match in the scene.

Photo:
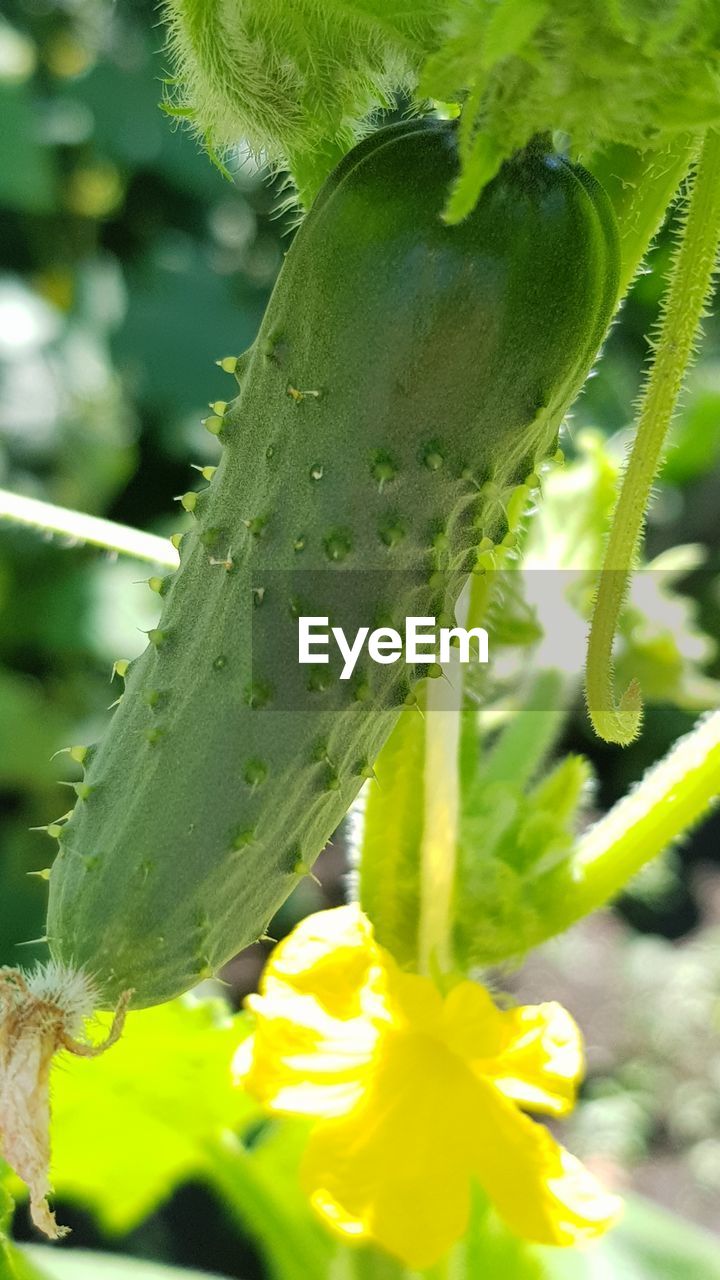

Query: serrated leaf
[455,753,590,967]
[443,132,505,224]
[479,0,549,69]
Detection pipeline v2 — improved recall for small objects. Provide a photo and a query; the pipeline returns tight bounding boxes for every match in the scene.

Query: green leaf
[585,140,695,302]
[452,1188,720,1280]
[450,667,588,968]
[0,670,67,789]
[614,544,720,714]
[524,430,618,572]
[524,432,720,713]
[613,1195,720,1279]
[207,1121,333,1280]
[159,0,717,235]
[45,997,259,1233]
[12,993,331,1278]
[479,0,548,69]
[46,1001,334,1278]
[443,131,506,225]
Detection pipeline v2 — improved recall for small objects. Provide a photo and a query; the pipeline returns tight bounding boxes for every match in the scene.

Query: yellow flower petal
[299,1008,618,1265]
[486,1002,584,1117]
[236,1007,372,1117]
[384,966,445,1035]
[301,1028,477,1270]
[240,907,620,1265]
[259,905,382,1021]
[238,906,386,1118]
[467,1076,622,1246]
[442,983,584,1116]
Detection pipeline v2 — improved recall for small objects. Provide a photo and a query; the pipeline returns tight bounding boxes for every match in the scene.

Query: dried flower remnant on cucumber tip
[0,964,131,1238]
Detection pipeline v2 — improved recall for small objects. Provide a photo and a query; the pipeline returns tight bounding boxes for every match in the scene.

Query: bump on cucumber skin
[46,122,619,1010]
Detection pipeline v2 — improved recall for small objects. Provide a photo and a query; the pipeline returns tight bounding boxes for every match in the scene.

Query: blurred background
[0,0,719,1274]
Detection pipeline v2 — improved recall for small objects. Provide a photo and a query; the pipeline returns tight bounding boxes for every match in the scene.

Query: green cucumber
[46,121,619,1008]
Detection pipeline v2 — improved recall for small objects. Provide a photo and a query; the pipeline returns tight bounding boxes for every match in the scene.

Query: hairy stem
[585,127,720,745]
[0,489,179,569]
[544,708,720,933]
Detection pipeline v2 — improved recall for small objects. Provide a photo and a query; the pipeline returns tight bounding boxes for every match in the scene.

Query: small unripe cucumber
[47,121,619,1008]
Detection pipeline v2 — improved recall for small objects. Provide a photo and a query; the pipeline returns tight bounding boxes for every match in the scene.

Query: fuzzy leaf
[159,0,719,214]
[479,0,548,68]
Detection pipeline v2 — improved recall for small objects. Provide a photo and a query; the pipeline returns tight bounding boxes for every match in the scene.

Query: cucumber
[46,121,619,1008]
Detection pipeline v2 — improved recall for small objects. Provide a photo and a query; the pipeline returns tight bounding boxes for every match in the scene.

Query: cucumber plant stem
[552,707,720,929]
[0,488,179,569]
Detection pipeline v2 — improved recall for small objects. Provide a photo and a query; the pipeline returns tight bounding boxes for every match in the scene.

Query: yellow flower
[236,905,621,1270]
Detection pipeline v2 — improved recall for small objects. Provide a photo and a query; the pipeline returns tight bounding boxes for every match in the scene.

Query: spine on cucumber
[46,121,619,1008]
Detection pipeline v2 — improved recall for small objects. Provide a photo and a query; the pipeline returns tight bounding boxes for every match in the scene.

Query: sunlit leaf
[43,997,258,1233]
